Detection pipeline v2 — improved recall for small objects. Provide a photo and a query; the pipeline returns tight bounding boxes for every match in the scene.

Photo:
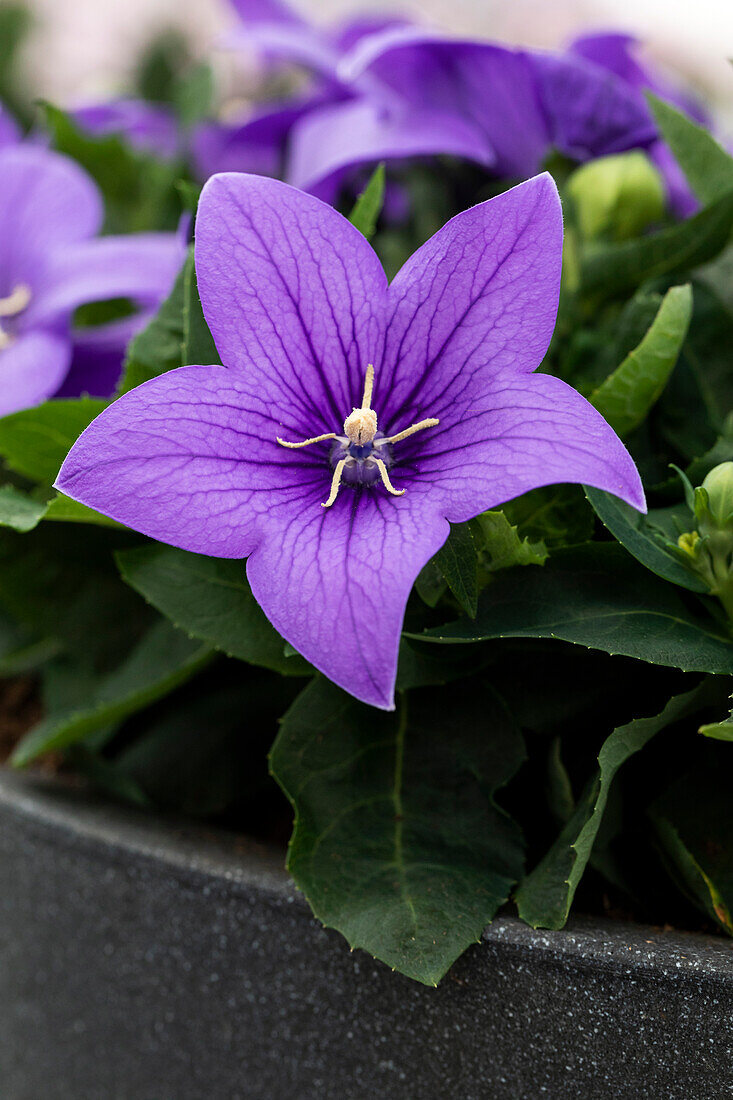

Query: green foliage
[516,685,712,928]
[182,250,220,366]
[42,103,182,233]
[434,522,479,616]
[417,543,733,674]
[11,619,213,766]
[116,544,310,676]
[0,398,108,484]
[0,486,47,532]
[270,677,525,985]
[648,94,733,205]
[348,163,386,240]
[580,189,733,298]
[589,284,692,437]
[474,510,548,574]
[117,253,188,394]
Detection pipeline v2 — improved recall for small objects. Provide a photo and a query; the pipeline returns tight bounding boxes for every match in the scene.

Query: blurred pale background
[18,0,733,113]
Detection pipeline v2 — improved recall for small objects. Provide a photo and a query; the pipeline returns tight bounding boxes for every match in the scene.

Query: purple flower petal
[26,233,184,328]
[0,331,71,417]
[59,314,150,399]
[0,104,20,149]
[195,173,387,429]
[59,173,644,708]
[286,96,494,199]
[72,100,180,160]
[191,99,321,181]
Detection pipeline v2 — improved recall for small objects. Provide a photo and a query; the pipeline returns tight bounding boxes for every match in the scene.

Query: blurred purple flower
[0,144,183,414]
[57,172,643,707]
[569,33,710,217]
[71,99,180,160]
[0,104,20,150]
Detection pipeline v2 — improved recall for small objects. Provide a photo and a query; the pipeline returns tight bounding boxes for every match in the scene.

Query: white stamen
[0,284,31,318]
[343,406,377,445]
[322,458,347,508]
[277,432,337,449]
[381,417,440,445]
[374,458,404,497]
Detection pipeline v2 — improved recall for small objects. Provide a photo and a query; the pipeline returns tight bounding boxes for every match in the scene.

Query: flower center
[276,364,439,508]
[0,284,32,350]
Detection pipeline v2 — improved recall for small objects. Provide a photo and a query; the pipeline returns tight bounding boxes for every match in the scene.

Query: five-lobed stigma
[276,364,439,507]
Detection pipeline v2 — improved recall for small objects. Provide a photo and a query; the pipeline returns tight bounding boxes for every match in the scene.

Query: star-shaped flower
[0,143,183,414]
[57,172,644,708]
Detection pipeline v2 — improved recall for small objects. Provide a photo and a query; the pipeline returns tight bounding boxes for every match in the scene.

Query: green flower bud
[699,462,733,532]
[566,151,666,242]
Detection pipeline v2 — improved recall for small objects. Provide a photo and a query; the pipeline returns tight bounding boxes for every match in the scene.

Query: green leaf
[434,522,478,617]
[502,484,593,549]
[42,102,181,233]
[11,619,213,766]
[589,284,692,437]
[270,677,525,985]
[42,494,124,528]
[116,543,310,676]
[516,685,711,928]
[182,249,220,366]
[348,163,386,240]
[474,510,548,574]
[414,557,447,608]
[679,282,733,433]
[699,703,733,741]
[584,486,708,592]
[580,189,733,298]
[650,743,733,933]
[416,543,733,674]
[116,252,188,394]
[0,487,47,532]
[647,94,733,206]
[0,398,107,484]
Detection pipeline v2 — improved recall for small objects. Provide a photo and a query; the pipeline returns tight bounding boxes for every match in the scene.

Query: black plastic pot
[0,769,731,1099]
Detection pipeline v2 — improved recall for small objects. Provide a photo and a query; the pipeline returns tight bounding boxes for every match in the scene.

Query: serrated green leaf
[647,94,733,206]
[589,283,692,437]
[182,249,220,366]
[584,486,708,592]
[474,510,548,574]
[348,162,385,241]
[116,252,188,394]
[11,619,213,766]
[516,685,712,928]
[434,522,478,617]
[0,398,107,484]
[270,677,525,985]
[581,189,733,298]
[415,543,733,674]
[116,543,310,676]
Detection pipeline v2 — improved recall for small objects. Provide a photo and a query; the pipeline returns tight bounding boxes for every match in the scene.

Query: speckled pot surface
[0,769,731,1100]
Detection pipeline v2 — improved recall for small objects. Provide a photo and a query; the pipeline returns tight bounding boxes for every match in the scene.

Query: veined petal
[56,363,333,556]
[381,174,562,431]
[26,233,184,328]
[0,332,72,417]
[0,147,102,290]
[286,97,494,199]
[247,484,447,709]
[414,370,646,519]
[195,173,388,434]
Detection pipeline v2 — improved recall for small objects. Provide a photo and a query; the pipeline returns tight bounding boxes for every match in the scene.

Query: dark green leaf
[0,398,107,484]
[589,284,692,437]
[116,543,310,676]
[416,543,733,674]
[502,484,593,549]
[584,486,708,592]
[474,510,548,574]
[0,486,47,532]
[650,743,733,933]
[648,94,733,206]
[11,619,213,766]
[182,249,220,366]
[348,163,385,241]
[434,522,478,617]
[581,190,733,298]
[516,685,711,928]
[680,282,733,433]
[414,557,447,608]
[271,677,525,985]
[116,252,188,394]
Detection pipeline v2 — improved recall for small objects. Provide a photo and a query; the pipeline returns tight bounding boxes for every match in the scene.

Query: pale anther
[381,418,440,445]
[322,458,347,508]
[0,284,31,318]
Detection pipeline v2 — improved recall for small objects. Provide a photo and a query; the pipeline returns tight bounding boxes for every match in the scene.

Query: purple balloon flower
[0,143,184,414]
[57,172,644,708]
